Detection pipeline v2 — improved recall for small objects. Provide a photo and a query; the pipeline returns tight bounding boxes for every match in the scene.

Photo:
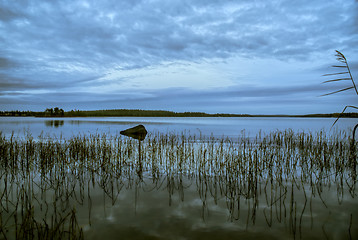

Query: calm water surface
[0,116,356,139]
[1,116,357,240]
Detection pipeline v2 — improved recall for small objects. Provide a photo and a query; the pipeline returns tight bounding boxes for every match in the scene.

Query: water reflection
[1,116,357,141]
[2,171,355,239]
[0,130,357,240]
[45,120,64,128]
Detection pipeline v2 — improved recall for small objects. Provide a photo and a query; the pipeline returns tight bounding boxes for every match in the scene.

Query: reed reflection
[44,120,64,128]
[0,130,357,239]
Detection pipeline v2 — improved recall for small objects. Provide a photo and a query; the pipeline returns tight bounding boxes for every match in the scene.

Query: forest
[0,108,357,118]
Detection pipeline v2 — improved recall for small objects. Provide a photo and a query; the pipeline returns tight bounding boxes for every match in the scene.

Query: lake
[0,116,357,240]
[0,116,356,140]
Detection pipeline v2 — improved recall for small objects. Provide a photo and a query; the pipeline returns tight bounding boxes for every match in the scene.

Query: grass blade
[332,105,358,126]
[323,78,351,83]
[322,72,349,76]
[321,86,354,96]
[335,50,347,62]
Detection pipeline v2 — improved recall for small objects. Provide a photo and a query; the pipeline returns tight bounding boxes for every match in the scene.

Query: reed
[0,129,356,239]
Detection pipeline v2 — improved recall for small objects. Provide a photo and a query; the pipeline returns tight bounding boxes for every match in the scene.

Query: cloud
[1,82,355,114]
[0,0,357,113]
[0,57,17,69]
[2,0,357,69]
[0,6,22,21]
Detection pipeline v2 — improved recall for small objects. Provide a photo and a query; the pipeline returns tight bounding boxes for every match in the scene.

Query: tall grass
[322,50,358,141]
[0,129,356,239]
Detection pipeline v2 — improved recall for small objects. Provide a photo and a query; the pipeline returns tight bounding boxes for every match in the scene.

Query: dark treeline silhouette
[0,108,357,118]
[44,107,64,117]
[0,107,64,117]
[64,109,251,117]
[64,109,358,118]
[0,110,38,117]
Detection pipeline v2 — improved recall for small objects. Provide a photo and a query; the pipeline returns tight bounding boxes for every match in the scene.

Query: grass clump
[0,129,356,239]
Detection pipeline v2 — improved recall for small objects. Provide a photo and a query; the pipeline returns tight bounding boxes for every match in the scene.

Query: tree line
[0,107,64,117]
[44,107,65,117]
[63,109,249,117]
[0,108,357,118]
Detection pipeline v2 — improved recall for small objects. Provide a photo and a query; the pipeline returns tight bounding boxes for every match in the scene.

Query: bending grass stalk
[322,50,358,136]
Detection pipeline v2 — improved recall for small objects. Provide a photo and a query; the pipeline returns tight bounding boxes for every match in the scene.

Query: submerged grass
[0,129,357,239]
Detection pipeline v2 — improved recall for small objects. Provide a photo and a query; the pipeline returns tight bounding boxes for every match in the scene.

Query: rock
[120,124,147,141]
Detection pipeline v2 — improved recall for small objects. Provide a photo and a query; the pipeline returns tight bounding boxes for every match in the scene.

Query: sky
[0,0,358,114]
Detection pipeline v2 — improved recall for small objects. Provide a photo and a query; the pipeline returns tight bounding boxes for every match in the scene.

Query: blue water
[0,116,356,139]
[1,116,357,240]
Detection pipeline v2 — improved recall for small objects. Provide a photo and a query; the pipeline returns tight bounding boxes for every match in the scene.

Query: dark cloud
[0,6,22,21]
[0,74,40,91]
[0,0,357,113]
[0,57,18,69]
[1,82,355,114]
[2,0,357,70]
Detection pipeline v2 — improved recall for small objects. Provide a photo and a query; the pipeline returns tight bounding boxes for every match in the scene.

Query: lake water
[0,116,356,139]
[1,116,357,240]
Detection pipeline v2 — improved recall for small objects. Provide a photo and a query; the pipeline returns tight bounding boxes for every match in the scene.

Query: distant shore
[1,109,357,118]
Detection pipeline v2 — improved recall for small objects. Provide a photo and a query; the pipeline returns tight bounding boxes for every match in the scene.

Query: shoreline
[1,109,358,118]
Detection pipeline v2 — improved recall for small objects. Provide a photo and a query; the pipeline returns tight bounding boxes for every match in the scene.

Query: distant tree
[54,107,60,116]
[45,108,53,117]
[43,107,65,117]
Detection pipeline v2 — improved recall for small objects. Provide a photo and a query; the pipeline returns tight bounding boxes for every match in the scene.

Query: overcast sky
[1,0,357,114]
